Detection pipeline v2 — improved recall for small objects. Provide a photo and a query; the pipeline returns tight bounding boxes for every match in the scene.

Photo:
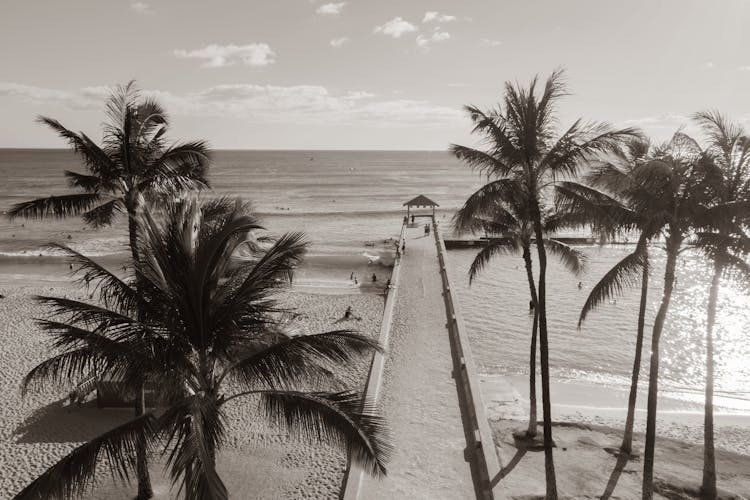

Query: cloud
[173,43,275,68]
[738,66,750,72]
[416,28,451,50]
[480,38,502,47]
[374,17,417,38]
[330,37,350,47]
[316,2,346,16]
[0,82,462,128]
[130,2,153,14]
[422,11,456,23]
[0,83,109,110]
[705,61,714,69]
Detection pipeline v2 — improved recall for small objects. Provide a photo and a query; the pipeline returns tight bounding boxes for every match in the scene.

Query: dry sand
[483,375,750,498]
[0,284,383,500]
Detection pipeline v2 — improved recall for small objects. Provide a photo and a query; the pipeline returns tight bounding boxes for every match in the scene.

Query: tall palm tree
[604,133,719,499]
[16,198,391,500]
[453,181,587,438]
[451,69,636,498]
[690,111,750,499]
[556,137,662,456]
[8,81,211,498]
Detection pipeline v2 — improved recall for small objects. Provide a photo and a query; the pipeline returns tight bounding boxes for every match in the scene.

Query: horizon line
[0,147,452,153]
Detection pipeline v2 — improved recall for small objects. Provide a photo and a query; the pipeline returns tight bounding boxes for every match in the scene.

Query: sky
[1,0,750,149]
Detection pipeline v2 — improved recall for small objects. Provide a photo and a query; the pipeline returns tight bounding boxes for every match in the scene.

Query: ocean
[1,149,748,411]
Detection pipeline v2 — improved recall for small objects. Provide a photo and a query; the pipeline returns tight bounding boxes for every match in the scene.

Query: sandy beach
[482,375,750,498]
[0,283,384,500]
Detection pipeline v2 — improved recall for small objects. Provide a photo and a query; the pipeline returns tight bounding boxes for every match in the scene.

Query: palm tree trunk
[522,245,539,437]
[127,200,153,499]
[135,385,153,499]
[532,214,558,500]
[642,237,680,500]
[621,253,649,455]
[700,258,722,499]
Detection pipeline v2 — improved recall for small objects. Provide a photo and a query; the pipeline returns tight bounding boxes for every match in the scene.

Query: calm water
[1,149,748,407]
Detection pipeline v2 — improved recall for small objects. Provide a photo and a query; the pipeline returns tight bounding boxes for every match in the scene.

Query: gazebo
[403,194,439,219]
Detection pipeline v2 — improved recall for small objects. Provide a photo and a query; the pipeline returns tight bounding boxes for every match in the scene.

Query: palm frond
[13,414,156,500]
[453,179,522,234]
[159,396,227,500]
[578,248,647,327]
[542,239,588,275]
[63,171,102,192]
[36,116,116,178]
[21,346,100,396]
[8,193,102,221]
[256,390,391,478]
[46,243,140,312]
[222,330,381,389]
[468,238,519,283]
[450,144,512,179]
[82,199,124,228]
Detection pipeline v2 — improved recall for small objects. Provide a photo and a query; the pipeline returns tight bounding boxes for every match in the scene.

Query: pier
[342,216,500,500]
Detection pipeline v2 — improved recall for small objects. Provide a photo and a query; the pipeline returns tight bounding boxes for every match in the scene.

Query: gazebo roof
[403,194,439,208]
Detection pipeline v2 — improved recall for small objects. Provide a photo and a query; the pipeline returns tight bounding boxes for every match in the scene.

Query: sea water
[1,149,748,409]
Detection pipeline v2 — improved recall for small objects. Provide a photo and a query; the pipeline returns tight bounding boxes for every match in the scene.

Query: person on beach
[350,272,354,280]
[529,300,535,310]
[411,215,415,223]
[371,273,377,282]
[424,223,430,236]
[354,277,358,285]
[344,306,352,319]
[401,241,405,253]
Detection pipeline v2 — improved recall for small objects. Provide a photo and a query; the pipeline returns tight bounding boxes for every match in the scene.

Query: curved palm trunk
[522,245,539,437]
[642,237,680,500]
[621,251,649,455]
[700,258,722,499]
[127,201,153,500]
[532,215,558,499]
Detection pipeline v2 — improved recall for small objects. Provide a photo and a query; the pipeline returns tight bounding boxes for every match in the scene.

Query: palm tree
[16,198,390,500]
[8,80,211,262]
[8,81,211,498]
[604,133,719,499]
[451,69,636,498]
[556,137,662,456]
[690,111,750,499]
[453,180,587,438]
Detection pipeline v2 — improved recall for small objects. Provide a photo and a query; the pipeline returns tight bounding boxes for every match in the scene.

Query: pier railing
[340,221,406,500]
[433,219,502,500]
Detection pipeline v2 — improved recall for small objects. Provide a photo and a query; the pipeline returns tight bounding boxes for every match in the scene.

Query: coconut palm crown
[16,198,391,500]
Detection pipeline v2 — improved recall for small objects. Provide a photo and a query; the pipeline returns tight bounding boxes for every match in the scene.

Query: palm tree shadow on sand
[13,399,130,444]
[601,449,632,499]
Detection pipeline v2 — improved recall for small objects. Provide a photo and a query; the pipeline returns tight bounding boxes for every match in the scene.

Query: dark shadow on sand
[490,446,528,487]
[14,398,130,444]
[601,449,631,499]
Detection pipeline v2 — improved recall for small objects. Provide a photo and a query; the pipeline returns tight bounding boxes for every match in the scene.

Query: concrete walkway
[358,225,475,499]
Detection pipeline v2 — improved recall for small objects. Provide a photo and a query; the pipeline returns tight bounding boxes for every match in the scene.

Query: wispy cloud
[130,2,153,14]
[330,37,350,47]
[374,17,417,38]
[480,38,501,47]
[316,2,346,16]
[738,66,750,72]
[422,11,456,23]
[0,83,109,110]
[0,82,462,127]
[173,43,275,68]
[416,28,451,50]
